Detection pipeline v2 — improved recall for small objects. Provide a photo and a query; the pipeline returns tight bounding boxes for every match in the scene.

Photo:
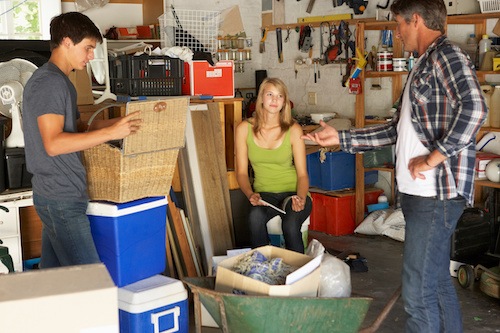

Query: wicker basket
[82,97,188,203]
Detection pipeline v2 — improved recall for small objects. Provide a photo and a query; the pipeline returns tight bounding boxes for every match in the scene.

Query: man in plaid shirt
[303,0,487,332]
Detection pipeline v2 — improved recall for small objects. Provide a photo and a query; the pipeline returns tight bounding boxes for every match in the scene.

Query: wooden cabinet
[353,13,500,223]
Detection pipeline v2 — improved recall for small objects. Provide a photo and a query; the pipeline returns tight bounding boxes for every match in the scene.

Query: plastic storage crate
[478,0,500,12]
[307,150,378,190]
[310,189,383,236]
[109,54,183,96]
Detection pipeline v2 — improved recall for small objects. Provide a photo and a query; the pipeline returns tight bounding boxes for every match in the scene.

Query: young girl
[235,77,312,253]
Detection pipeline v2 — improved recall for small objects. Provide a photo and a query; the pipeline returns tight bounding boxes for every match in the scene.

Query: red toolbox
[310,188,383,236]
[182,60,234,98]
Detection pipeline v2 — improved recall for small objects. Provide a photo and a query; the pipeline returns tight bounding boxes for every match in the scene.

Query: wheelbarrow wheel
[458,264,475,288]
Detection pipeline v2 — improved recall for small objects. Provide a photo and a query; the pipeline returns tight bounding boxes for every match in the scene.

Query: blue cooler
[118,274,189,333]
[87,196,168,287]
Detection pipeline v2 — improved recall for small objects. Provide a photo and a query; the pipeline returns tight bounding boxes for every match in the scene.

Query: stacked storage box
[84,98,190,333]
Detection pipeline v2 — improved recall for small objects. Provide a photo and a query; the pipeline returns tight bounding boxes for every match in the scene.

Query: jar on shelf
[236,49,245,61]
[230,37,239,49]
[217,49,229,61]
[235,61,245,73]
[245,49,252,61]
[237,37,245,49]
[228,49,237,60]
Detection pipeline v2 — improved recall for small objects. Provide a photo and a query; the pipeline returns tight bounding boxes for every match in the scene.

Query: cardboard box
[475,152,500,179]
[182,60,234,98]
[87,196,168,287]
[0,264,119,333]
[215,245,321,297]
[68,66,94,105]
[118,275,188,333]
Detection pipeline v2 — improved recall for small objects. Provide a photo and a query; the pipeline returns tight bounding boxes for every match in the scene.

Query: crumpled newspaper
[232,250,296,285]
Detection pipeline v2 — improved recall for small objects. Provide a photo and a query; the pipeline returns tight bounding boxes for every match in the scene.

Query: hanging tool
[284,27,291,43]
[319,22,330,63]
[306,0,316,13]
[324,24,341,63]
[276,27,284,63]
[337,0,369,15]
[314,60,317,83]
[298,25,313,53]
[260,27,269,53]
[376,0,391,9]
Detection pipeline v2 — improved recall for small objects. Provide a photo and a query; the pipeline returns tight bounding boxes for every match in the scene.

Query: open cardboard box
[215,245,321,297]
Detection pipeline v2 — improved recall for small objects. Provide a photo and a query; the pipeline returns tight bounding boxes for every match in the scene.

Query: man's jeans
[34,194,101,268]
[400,193,466,333]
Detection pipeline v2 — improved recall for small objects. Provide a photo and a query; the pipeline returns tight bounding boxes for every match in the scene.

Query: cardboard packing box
[0,263,118,333]
[215,245,321,297]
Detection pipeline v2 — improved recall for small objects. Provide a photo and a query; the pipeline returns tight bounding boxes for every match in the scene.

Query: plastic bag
[306,239,352,297]
[75,0,110,12]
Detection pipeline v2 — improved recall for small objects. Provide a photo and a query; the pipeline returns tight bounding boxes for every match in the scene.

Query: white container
[118,275,189,333]
[478,0,500,13]
[478,34,493,69]
[481,85,494,126]
[393,58,406,71]
[491,85,500,128]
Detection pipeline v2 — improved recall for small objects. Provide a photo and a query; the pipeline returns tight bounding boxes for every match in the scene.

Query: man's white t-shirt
[396,63,437,197]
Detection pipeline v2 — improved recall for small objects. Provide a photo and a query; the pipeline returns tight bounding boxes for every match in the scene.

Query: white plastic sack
[306,239,351,297]
[355,208,405,242]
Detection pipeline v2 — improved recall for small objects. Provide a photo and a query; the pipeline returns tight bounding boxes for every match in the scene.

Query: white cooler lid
[87,196,168,217]
[118,274,186,306]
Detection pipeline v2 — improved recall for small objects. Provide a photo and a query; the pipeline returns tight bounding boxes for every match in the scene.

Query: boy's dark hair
[49,12,102,51]
[390,0,447,34]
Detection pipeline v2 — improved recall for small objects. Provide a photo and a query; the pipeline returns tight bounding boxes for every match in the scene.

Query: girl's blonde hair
[253,77,295,135]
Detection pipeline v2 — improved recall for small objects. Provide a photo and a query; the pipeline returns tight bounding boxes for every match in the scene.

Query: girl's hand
[291,195,306,212]
[248,192,262,206]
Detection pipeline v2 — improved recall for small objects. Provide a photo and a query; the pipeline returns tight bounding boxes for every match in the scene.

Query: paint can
[393,58,407,71]
[377,51,393,71]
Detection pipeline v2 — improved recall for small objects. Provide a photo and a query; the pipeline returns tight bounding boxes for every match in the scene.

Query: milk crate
[109,54,184,97]
[478,0,500,12]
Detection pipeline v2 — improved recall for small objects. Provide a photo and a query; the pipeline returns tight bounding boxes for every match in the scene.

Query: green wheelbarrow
[183,276,373,333]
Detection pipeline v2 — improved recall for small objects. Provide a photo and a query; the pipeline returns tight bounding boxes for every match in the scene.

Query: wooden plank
[167,195,198,277]
[180,106,213,275]
[167,222,184,280]
[191,105,234,256]
[165,218,176,278]
[179,209,203,277]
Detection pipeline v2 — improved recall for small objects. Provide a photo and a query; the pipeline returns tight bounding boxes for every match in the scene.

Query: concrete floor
[188,231,500,332]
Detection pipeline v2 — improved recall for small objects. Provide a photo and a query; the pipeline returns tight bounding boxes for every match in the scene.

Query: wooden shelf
[475,179,500,189]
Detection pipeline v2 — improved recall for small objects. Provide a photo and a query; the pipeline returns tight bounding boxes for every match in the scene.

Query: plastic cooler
[310,189,383,236]
[87,196,168,287]
[118,274,188,333]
